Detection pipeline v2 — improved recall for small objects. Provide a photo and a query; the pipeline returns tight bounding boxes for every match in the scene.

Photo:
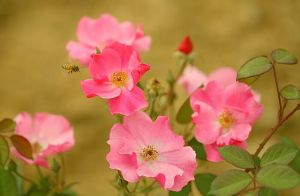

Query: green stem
[138,181,156,193]
[59,154,66,189]
[14,170,34,183]
[168,61,188,123]
[36,165,44,178]
[132,180,140,192]
[272,65,283,120]
[149,98,157,119]
[254,103,299,157]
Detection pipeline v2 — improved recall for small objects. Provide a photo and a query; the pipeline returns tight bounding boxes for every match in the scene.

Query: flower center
[32,142,42,154]
[111,71,128,88]
[219,111,234,129]
[140,145,159,161]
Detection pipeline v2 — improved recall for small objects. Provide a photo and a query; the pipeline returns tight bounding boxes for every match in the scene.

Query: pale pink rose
[178,66,261,101]
[178,66,236,94]
[106,112,197,191]
[12,112,75,168]
[81,43,149,116]
[177,65,207,94]
[66,14,151,66]
[191,81,263,162]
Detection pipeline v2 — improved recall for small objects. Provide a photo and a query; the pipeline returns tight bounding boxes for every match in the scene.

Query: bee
[62,64,80,74]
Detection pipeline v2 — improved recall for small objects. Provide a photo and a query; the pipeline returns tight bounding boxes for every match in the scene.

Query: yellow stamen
[111,71,128,88]
[219,111,234,129]
[140,145,159,161]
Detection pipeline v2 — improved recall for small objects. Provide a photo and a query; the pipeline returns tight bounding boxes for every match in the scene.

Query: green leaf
[253,156,261,168]
[188,138,206,160]
[8,160,17,172]
[54,190,77,196]
[244,192,256,196]
[280,137,300,172]
[209,170,252,196]
[0,168,18,196]
[195,173,216,195]
[281,136,298,149]
[238,76,259,85]
[280,84,300,100]
[0,118,16,133]
[237,56,272,81]
[176,97,192,124]
[290,151,300,173]
[271,49,297,65]
[258,187,277,196]
[27,176,51,196]
[0,136,9,167]
[260,144,298,167]
[257,164,300,190]
[10,135,33,160]
[218,146,255,169]
[169,183,191,196]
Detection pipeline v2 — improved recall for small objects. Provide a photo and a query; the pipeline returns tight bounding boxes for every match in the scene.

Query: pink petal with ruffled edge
[33,113,74,148]
[92,14,120,45]
[190,81,224,111]
[133,36,152,52]
[157,147,197,191]
[80,79,121,99]
[76,16,98,46]
[178,65,207,94]
[223,82,263,124]
[66,41,95,66]
[137,162,183,189]
[118,22,136,45]
[106,124,140,182]
[122,113,184,153]
[208,67,237,87]
[14,112,36,142]
[89,49,121,79]
[108,86,148,116]
[192,102,220,144]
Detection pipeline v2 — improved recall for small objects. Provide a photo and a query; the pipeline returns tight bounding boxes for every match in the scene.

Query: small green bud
[51,158,61,173]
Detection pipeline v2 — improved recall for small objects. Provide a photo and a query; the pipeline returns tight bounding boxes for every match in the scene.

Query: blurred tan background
[0,0,300,195]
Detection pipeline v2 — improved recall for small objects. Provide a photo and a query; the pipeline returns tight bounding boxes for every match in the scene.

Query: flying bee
[62,64,80,74]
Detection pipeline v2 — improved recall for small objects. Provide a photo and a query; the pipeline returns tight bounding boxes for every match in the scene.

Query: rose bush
[0,13,299,196]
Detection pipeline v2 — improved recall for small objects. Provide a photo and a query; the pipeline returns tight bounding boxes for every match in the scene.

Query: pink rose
[67,14,151,66]
[191,81,263,162]
[106,112,197,191]
[81,42,149,116]
[12,112,75,168]
[178,66,237,94]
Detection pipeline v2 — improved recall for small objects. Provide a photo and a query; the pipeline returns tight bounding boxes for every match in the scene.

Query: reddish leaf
[10,135,33,160]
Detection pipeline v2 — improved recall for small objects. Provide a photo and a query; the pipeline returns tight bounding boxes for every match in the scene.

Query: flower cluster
[1,9,299,196]
[66,14,264,192]
[73,14,198,191]
[6,14,262,194]
[8,13,265,194]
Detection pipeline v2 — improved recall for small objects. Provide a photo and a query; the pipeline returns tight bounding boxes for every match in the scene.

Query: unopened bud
[178,36,193,55]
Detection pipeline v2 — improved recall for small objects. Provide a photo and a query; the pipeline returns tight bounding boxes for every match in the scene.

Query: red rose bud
[178,36,193,55]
